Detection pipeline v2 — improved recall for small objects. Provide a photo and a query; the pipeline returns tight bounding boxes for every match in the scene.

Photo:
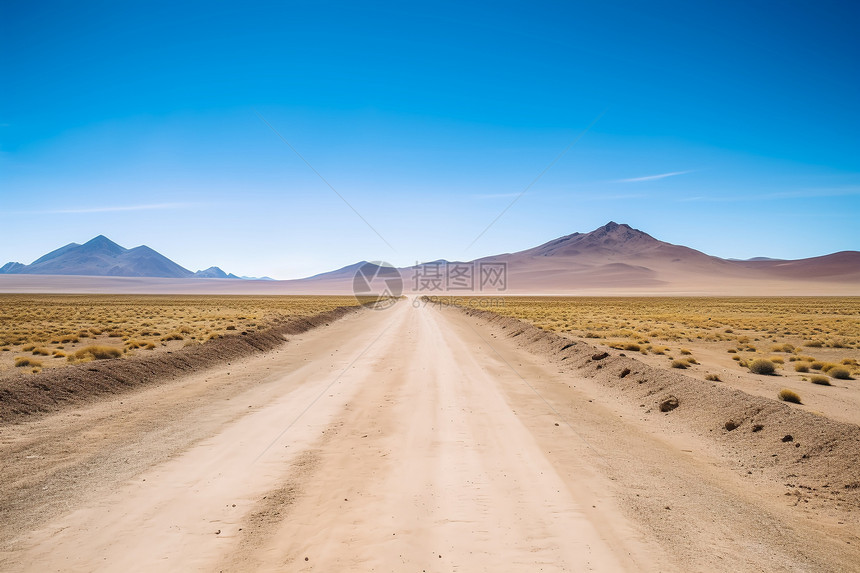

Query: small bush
[771,343,795,353]
[705,374,721,381]
[31,347,50,356]
[22,345,35,352]
[794,363,809,373]
[804,340,824,348]
[749,359,776,375]
[680,348,692,355]
[810,375,831,385]
[842,358,858,366]
[71,345,122,361]
[778,389,802,404]
[727,349,737,354]
[810,361,824,370]
[769,356,784,364]
[821,363,838,373]
[15,357,42,368]
[829,368,851,380]
[671,360,688,369]
[624,343,641,351]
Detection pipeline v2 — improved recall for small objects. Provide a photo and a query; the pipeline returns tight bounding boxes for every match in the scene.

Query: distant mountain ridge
[0,235,249,279]
[458,222,860,290]
[0,224,857,292]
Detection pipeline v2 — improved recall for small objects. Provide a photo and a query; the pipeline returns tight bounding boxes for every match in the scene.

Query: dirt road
[1,299,857,571]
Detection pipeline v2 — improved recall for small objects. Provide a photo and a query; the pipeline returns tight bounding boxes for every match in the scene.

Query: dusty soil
[0,305,359,423]
[621,337,860,426]
[0,298,858,571]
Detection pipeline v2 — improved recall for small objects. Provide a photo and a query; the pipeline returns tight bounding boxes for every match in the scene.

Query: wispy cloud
[473,192,526,199]
[583,193,646,201]
[616,170,694,183]
[680,186,860,203]
[49,202,193,214]
[3,203,194,215]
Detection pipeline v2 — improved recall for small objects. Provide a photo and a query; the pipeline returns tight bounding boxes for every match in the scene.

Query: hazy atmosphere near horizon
[2,1,858,279]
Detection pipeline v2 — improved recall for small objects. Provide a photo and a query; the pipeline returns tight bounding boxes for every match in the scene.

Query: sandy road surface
[1,299,857,572]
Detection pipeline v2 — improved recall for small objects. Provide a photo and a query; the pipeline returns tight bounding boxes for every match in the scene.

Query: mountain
[0,236,243,279]
[194,266,241,279]
[1,224,857,294]
[318,221,855,294]
[460,222,860,291]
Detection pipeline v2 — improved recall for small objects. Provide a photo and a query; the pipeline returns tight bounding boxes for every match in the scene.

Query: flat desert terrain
[1,297,858,572]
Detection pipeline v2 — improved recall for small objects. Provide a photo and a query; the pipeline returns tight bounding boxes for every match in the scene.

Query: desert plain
[0,293,858,572]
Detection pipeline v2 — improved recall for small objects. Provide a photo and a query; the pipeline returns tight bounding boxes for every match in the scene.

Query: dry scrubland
[453,297,860,410]
[0,295,361,374]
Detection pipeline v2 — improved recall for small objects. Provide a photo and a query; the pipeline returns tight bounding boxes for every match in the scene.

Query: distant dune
[1,222,857,295]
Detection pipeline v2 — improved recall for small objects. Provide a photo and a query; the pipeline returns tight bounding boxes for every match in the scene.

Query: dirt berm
[454,304,860,513]
[0,305,361,424]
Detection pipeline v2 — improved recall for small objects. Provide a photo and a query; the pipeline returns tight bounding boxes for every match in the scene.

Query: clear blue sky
[2,0,858,279]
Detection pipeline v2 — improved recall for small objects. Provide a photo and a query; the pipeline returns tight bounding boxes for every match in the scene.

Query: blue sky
[1,0,858,279]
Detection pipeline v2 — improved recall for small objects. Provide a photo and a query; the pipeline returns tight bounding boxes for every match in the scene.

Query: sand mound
[456,305,860,511]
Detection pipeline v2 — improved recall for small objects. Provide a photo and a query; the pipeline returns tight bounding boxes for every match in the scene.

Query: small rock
[591,352,609,361]
[725,420,739,431]
[782,435,794,443]
[619,368,631,378]
[752,424,764,432]
[215,529,221,535]
[659,396,679,412]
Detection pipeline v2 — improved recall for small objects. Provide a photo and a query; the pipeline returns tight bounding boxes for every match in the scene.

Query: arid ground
[1,297,858,572]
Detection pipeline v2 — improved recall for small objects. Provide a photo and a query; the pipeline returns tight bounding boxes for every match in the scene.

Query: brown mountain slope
[0,223,856,294]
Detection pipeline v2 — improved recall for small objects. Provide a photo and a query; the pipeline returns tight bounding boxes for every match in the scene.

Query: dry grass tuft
[749,359,777,375]
[778,389,802,403]
[771,343,795,353]
[70,345,123,362]
[829,367,852,380]
[810,375,831,385]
